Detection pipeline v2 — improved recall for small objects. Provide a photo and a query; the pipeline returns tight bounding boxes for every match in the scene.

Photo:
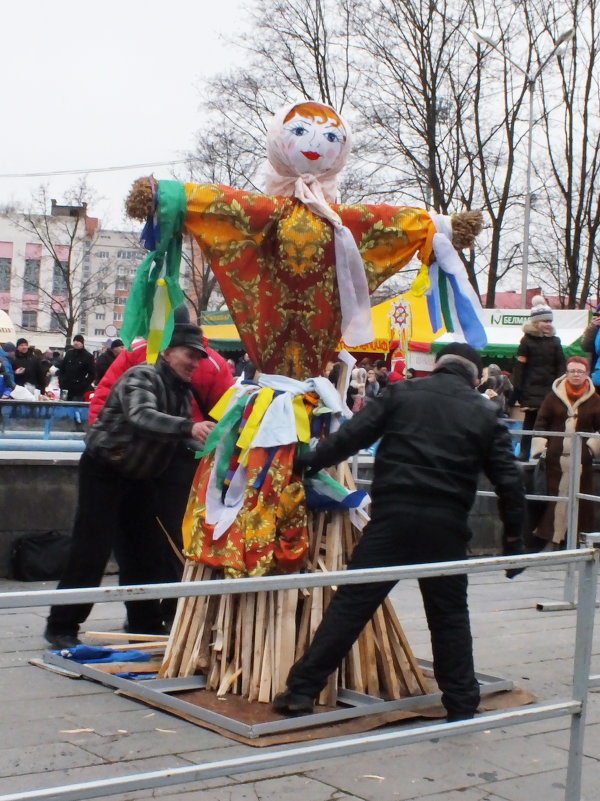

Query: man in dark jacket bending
[274,343,526,722]
[44,321,214,649]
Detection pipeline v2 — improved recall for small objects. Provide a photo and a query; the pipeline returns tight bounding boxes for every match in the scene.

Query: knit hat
[530,294,553,323]
[73,334,85,344]
[434,342,483,379]
[110,338,124,349]
[168,322,207,356]
[2,341,15,353]
[16,337,28,348]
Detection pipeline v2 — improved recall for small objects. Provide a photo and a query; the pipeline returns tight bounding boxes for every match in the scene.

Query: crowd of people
[16,291,600,718]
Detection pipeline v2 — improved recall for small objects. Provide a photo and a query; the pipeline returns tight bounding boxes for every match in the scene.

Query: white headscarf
[263,102,373,348]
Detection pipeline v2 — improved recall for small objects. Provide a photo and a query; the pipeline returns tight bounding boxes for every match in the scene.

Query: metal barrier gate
[0,546,597,801]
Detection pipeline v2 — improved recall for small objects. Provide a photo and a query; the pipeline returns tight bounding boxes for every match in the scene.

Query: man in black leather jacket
[274,342,526,722]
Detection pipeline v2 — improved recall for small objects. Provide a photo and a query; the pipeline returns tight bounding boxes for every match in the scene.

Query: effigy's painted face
[280,106,347,176]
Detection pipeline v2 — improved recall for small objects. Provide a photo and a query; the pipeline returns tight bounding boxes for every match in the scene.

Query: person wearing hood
[273,343,525,722]
[531,357,600,550]
[512,296,565,461]
[478,364,513,417]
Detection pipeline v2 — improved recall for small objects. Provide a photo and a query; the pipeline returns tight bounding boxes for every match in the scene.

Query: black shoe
[446,710,475,723]
[272,689,315,715]
[124,621,169,636]
[44,626,81,650]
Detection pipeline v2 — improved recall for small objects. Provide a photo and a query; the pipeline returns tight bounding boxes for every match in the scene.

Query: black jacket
[58,347,95,395]
[300,362,525,543]
[512,323,565,408]
[94,349,116,384]
[13,351,46,391]
[85,356,194,479]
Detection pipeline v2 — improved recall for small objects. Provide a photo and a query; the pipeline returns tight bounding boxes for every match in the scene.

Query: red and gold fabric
[184,183,435,380]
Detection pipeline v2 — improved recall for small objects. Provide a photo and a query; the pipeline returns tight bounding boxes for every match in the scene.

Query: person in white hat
[512,295,565,460]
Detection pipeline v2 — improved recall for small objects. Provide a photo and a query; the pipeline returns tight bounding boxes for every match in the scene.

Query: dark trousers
[286,504,481,719]
[47,450,165,636]
[153,449,198,624]
[519,408,539,461]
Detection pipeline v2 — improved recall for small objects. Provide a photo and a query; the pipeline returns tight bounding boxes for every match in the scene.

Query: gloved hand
[293,450,320,478]
[503,536,526,579]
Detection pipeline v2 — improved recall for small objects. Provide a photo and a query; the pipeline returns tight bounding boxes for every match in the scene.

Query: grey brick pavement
[0,564,599,801]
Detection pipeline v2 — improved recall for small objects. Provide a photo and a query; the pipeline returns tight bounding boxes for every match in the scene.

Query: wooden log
[249,592,267,702]
[240,593,255,697]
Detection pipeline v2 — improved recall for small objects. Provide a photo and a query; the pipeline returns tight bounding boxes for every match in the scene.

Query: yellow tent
[338,292,444,353]
[201,294,444,354]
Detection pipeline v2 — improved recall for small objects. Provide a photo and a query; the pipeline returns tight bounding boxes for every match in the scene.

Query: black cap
[16,337,28,347]
[73,334,85,344]
[110,338,124,349]
[435,342,483,378]
[168,322,207,356]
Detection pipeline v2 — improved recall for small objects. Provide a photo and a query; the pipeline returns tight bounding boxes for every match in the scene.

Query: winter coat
[0,347,15,387]
[532,376,600,543]
[512,322,565,408]
[13,351,46,391]
[88,339,234,424]
[301,362,525,541]
[94,349,117,384]
[581,323,600,386]
[85,356,195,479]
[478,365,513,416]
[58,347,94,397]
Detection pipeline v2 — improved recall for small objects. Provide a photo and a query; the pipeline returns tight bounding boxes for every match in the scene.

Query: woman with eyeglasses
[530,356,600,550]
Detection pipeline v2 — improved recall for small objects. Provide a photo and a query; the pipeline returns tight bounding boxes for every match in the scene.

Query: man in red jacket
[89,321,234,628]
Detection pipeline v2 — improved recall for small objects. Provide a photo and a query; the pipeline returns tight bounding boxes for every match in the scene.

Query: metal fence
[0,546,597,801]
[352,428,600,611]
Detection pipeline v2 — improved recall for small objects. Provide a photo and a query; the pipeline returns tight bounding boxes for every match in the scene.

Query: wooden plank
[383,597,429,694]
[249,592,267,702]
[84,631,170,643]
[240,593,255,697]
[84,661,161,674]
[372,606,401,699]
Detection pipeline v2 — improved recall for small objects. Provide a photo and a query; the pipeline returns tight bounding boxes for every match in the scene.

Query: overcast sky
[0,0,247,228]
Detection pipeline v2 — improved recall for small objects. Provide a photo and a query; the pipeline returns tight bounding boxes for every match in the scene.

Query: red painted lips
[301,151,320,160]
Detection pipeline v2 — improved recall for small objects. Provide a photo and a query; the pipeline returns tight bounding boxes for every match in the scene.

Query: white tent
[0,310,15,343]
[432,308,589,359]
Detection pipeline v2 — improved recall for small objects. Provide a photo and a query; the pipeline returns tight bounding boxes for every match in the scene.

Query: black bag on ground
[10,531,71,581]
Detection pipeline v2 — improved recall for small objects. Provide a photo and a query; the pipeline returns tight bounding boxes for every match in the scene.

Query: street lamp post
[472,28,574,308]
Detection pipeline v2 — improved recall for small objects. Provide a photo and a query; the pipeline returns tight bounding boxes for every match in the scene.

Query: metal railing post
[565,539,599,799]
[563,433,583,606]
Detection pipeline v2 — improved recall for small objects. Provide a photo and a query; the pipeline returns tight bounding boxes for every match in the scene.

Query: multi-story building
[0,203,191,353]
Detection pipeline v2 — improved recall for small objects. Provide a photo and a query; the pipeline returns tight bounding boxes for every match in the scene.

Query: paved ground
[0,562,599,801]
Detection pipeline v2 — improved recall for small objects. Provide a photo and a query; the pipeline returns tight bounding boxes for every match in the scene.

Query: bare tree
[534,0,600,307]
[10,182,114,345]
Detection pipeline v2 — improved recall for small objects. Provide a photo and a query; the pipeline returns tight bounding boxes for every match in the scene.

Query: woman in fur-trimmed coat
[531,357,600,549]
[512,296,565,460]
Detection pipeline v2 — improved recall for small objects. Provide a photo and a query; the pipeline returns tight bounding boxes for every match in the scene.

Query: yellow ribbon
[410,263,431,297]
[292,395,311,443]
[209,386,237,421]
[236,387,274,451]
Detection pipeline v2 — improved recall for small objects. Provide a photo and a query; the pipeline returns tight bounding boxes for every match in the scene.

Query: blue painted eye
[324,132,339,143]
[292,126,307,136]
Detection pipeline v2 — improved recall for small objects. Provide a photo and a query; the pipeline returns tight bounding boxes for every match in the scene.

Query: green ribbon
[121,180,187,349]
